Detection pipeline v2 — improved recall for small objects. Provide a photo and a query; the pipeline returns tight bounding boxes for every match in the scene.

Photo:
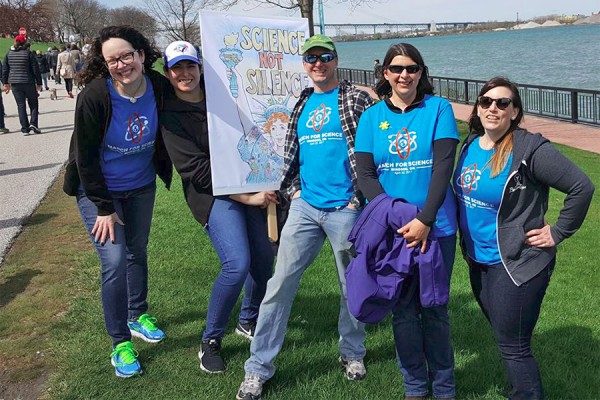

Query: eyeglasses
[105,50,138,69]
[478,96,513,110]
[303,52,337,64]
[386,64,421,74]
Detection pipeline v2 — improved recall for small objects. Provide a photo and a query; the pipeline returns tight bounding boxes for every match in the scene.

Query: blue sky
[104,0,599,24]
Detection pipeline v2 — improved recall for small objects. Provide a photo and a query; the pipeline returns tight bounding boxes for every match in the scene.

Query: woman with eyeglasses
[354,43,459,400]
[63,26,173,378]
[453,77,594,399]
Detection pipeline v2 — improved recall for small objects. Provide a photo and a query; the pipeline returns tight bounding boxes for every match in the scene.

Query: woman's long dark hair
[374,43,434,100]
[469,76,525,177]
[78,25,160,87]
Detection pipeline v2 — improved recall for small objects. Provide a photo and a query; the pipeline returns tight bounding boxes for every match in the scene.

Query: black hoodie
[458,129,594,285]
[160,78,214,226]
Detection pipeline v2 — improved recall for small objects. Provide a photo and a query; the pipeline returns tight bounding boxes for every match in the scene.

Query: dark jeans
[11,83,38,132]
[392,235,457,398]
[202,197,274,340]
[469,259,554,400]
[64,78,73,93]
[76,182,156,346]
[0,92,5,129]
[53,67,61,84]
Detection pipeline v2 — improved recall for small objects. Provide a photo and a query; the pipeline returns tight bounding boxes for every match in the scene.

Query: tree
[0,0,56,41]
[144,0,219,44]
[61,0,108,43]
[109,7,158,42]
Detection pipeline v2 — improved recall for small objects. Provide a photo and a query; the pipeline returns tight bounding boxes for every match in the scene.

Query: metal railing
[337,67,600,126]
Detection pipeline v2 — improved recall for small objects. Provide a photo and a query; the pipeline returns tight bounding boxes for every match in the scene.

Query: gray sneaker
[236,375,265,400]
[339,357,366,380]
[0,128,8,134]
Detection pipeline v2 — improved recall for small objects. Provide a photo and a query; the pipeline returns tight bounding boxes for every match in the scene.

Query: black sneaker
[235,320,256,341]
[198,339,225,373]
[29,125,42,134]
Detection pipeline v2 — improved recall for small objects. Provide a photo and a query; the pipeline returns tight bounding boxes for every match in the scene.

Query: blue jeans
[202,197,273,340]
[11,83,39,132]
[392,234,456,398]
[76,182,156,346]
[244,197,367,380]
[470,259,554,400]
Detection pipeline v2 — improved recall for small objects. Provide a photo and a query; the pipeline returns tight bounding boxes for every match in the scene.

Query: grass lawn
[0,122,599,399]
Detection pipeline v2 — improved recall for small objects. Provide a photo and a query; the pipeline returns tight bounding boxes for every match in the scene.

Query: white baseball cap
[164,40,200,68]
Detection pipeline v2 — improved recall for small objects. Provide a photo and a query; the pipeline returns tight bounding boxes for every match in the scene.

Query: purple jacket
[346,193,449,324]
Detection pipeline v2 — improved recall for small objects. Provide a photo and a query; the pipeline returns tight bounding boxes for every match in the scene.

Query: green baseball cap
[301,34,336,54]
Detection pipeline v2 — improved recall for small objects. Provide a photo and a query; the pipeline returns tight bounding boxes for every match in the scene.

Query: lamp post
[318,0,325,34]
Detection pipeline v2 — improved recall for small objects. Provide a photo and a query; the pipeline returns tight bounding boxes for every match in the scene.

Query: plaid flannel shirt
[280,80,374,207]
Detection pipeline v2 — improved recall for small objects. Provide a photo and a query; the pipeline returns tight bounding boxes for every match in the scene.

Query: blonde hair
[485,132,513,178]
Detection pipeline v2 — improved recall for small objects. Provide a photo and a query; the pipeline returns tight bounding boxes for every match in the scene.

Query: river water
[335,24,600,90]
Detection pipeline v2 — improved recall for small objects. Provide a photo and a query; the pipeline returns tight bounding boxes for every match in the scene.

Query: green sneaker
[110,341,142,378]
[128,313,166,343]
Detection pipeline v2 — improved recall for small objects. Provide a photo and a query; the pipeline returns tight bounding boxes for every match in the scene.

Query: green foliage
[0,37,62,59]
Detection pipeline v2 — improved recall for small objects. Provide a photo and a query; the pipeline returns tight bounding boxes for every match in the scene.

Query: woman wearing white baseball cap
[160,40,277,374]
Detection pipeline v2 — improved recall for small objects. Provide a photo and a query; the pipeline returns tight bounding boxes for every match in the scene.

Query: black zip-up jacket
[63,69,173,215]
[35,54,50,74]
[459,129,594,286]
[160,80,214,226]
[3,46,41,85]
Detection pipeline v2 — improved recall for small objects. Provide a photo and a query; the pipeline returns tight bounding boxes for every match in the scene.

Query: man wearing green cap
[237,34,374,400]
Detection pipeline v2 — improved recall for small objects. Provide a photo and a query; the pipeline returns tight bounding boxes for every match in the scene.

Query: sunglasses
[386,64,421,74]
[303,52,337,64]
[478,96,513,110]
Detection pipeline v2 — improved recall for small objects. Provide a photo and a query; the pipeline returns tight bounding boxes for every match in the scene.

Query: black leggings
[64,78,73,93]
[469,260,554,400]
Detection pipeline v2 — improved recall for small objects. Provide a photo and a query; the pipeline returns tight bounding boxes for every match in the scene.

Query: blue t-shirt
[453,136,513,265]
[355,95,459,237]
[101,77,157,191]
[297,88,353,208]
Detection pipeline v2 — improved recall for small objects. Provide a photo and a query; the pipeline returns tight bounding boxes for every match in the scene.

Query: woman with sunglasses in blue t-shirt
[453,77,594,399]
[355,43,459,400]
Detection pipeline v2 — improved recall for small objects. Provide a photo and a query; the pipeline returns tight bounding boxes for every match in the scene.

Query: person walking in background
[44,47,54,81]
[373,59,382,86]
[62,25,173,378]
[453,77,594,400]
[355,43,459,400]
[56,45,76,98]
[160,40,276,374]
[237,34,373,400]
[2,35,42,136]
[70,44,82,71]
[0,60,8,134]
[49,46,60,84]
[35,50,50,90]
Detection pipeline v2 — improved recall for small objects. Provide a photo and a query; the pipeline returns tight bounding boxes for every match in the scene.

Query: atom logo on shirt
[456,163,482,195]
[306,103,331,132]
[387,128,417,159]
[124,114,150,144]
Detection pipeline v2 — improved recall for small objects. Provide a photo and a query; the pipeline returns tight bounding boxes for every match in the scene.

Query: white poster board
[199,11,310,195]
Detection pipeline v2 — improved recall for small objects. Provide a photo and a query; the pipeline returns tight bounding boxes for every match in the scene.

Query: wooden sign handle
[267,203,278,243]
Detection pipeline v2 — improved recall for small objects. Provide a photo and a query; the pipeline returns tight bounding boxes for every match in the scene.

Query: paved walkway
[0,84,76,264]
[0,84,598,265]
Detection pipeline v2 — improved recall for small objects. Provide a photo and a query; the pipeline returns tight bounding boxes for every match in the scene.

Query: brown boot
[68,92,74,98]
